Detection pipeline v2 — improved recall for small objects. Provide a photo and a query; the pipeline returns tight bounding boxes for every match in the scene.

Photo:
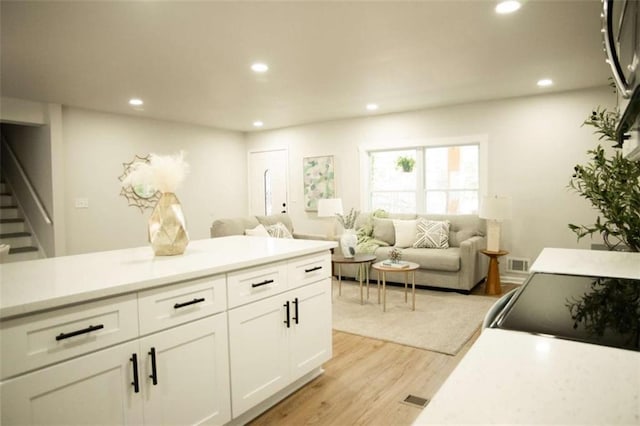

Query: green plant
[396,156,415,173]
[568,107,640,252]
[336,208,359,230]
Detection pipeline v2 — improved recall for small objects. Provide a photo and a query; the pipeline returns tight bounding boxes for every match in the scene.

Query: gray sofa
[210,212,325,240]
[336,213,488,293]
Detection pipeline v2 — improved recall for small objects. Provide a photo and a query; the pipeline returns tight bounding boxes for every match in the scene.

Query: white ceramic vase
[340,228,358,258]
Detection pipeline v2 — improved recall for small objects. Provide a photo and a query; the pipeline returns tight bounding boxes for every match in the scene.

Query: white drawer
[138,275,226,335]
[0,293,139,380]
[287,253,331,290]
[227,261,288,308]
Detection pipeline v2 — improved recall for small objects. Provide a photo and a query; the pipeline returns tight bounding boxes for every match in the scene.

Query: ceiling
[1,1,610,132]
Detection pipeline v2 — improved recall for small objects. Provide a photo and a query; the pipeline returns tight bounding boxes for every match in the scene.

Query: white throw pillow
[392,219,417,248]
[245,224,270,237]
[413,218,450,249]
[265,222,294,239]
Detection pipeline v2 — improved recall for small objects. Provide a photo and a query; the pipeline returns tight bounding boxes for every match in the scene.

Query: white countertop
[413,328,640,425]
[0,236,336,319]
[531,247,640,278]
[414,248,640,425]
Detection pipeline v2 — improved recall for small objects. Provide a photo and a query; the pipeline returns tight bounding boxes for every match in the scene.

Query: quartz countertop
[0,236,336,319]
[413,328,640,425]
[413,248,640,425]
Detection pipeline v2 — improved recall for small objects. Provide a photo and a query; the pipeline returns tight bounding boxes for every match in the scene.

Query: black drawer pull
[252,279,274,288]
[173,297,205,309]
[55,324,104,341]
[284,301,291,328]
[149,347,158,385]
[304,266,322,273]
[130,353,140,393]
[292,297,299,324]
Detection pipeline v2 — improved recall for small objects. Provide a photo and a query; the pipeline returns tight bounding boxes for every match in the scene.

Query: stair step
[0,206,20,219]
[9,246,38,254]
[0,219,25,233]
[0,231,32,247]
[0,194,14,207]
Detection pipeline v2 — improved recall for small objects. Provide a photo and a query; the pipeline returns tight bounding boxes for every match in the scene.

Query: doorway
[248,149,289,216]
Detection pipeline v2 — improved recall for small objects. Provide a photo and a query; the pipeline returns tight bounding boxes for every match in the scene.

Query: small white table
[371,261,419,312]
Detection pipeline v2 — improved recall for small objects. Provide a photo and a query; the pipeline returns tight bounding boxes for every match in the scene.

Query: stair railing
[1,135,52,225]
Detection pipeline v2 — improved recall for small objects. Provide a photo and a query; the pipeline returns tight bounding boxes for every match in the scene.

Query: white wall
[62,108,247,254]
[246,86,613,272]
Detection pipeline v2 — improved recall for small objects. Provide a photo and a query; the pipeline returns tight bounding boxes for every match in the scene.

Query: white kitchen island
[413,247,640,425]
[0,236,336,425]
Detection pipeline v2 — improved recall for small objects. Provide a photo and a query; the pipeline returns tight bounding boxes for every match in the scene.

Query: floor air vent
[507,257,530,273]
[402,394,429,408]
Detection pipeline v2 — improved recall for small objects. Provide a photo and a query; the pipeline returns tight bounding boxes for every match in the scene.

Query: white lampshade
[479,195,512,221]
[317,198,344,217]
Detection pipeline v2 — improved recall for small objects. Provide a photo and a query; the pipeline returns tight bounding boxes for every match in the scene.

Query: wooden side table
[481,249,509,295]
[371,261,420,312]
[332,254,377,304]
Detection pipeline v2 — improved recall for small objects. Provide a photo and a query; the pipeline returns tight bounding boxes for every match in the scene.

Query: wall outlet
[75,198,89,209]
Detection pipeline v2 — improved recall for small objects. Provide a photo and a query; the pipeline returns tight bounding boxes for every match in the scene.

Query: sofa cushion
[373,218,395,245]
[413,218,450,248]
[375,246,461,272]
[211,217,260,237]
[265,222,293,238]
[417,214,484,247]
[256,213,294,234]
[245,224,270,237]
[393,219,417,248]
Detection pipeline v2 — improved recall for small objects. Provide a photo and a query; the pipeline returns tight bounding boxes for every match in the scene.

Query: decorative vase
[340,228,358,258]
[148,192,189,256]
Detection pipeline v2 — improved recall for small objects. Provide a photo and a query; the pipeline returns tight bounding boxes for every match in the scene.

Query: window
[368,143,480,214]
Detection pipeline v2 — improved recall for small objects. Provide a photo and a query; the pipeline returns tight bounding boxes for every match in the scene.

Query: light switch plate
[75,198,89,209]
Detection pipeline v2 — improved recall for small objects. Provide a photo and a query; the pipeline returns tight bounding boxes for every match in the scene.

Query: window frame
[359,135,488,214]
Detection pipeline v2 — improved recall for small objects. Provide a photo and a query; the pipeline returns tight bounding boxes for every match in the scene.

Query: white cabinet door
[1,340,143,425]
[289,279,332,380]
[140,314,231,426]
[228,295,289,417]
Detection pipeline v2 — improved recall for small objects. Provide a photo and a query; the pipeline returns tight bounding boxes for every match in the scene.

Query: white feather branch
[121,151,189,193]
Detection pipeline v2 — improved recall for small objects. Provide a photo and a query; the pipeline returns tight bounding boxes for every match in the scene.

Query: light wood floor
[249,280,518,426]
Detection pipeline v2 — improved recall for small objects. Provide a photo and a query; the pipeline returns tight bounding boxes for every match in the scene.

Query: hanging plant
[568,105,640,252]
[396,156,415,173]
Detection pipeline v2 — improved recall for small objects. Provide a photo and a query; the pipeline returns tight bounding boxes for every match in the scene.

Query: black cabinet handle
[130,353,140,393]
[292,297,299,324]
[173,297,205,309]
[252,279,274,288]
[149,347,158,385]
[304,266,322,273]
[55,324,104,341]
[283,301,290,328]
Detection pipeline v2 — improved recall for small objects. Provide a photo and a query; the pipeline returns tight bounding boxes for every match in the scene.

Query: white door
[249,149,288,216]
[1,340,144,425]
[141,314,231,426]
[289,280,332,380]
[227,295,289,417]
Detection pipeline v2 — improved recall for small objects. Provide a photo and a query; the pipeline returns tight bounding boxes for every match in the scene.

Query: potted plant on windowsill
[396,156,415,173]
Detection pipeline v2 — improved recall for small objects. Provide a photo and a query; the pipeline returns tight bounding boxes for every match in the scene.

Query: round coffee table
[371,261,420,312]
[332,254,377,304]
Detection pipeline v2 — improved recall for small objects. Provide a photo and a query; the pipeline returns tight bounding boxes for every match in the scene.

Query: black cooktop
[492,273,640,352]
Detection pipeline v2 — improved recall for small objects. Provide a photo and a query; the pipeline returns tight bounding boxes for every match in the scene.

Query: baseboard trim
[501,274,526,285]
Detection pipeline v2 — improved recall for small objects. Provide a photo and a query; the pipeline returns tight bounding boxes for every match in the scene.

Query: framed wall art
[303,155,335,211]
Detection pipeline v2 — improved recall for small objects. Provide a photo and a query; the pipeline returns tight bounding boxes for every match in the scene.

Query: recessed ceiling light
[251,63,269,73]
[495,1,521,14]
[253,121,264,127]
[129,98,144,106]
[537,78,553,87]
[366,103,379,111]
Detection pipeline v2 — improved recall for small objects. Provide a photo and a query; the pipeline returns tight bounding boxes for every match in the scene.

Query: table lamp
[317,198,343,239]
[479,195,511,252]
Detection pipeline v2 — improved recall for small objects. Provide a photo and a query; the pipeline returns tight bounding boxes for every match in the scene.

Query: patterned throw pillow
[413,218,450,248]
[265,222,294,239]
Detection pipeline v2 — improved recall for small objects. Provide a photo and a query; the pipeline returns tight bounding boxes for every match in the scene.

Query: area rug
[332,280,496,355]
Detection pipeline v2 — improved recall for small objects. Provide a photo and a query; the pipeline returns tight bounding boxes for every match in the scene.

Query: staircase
[0,180,40,262]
